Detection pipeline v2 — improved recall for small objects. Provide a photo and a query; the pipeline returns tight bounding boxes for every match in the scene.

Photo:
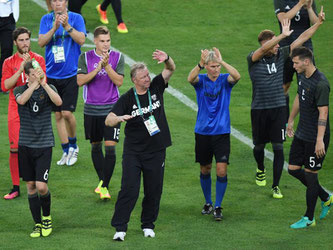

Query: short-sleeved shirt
[295,69,330,142]
[274,0,317,48]
[111,74,171,154]
[39,11,86,79]
[77,49,125,116]
[247,46,290,109]
[14,84,57,148]
[1,52,46,122]
[193,73,235,135]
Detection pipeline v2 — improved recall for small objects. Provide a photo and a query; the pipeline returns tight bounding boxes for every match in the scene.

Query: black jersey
[111,74,172,154]
[295,69,330,142]
[274,0,317,49]
[14,84,57,148]
[247,46,290,109]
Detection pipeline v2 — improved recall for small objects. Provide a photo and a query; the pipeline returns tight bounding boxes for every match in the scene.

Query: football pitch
[0,0,332,249]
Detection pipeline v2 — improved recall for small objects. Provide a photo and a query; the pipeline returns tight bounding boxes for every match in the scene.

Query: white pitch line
[32,0,331,194]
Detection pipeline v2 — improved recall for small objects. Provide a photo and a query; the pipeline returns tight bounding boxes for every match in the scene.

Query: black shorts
[289,135,330,171]
[18,146,52,183]
[251,107,286,145]
[48,76,78,112]
[84,114,120,143]
[195,133,230,165]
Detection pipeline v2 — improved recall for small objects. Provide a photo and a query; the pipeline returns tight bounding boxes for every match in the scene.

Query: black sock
[100,0,111,11]
[288,168,307,186]
[102,146,116,189]
[13,185,20,192]
[110,0,123,24]
[288,169,329,202]
[272,149,284,187]
[253,144,265,171]
[91,143,104,181]
[304,172,319,221]
[40,191,51,217]
[318,186,330,202]
[28,193,41,224]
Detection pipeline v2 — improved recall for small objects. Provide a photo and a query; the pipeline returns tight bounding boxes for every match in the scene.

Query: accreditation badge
[144,115,160,136]
[53,46,66,63]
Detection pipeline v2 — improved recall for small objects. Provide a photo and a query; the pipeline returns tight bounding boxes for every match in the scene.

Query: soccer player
[96,0,128,33]
[247,8,325,198]
[187,47,240,220]
[14,61,62,237]
[274,0,318,121]
[1,27,46,200]
[77,26,125,199]
[287,47,332,229]
[38,0,86,166]
[105,50,175,241]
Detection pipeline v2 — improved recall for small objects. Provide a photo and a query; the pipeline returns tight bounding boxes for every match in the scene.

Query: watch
[66,27,73,33]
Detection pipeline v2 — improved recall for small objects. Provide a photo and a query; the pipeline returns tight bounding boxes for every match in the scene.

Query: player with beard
[1,27,46,200]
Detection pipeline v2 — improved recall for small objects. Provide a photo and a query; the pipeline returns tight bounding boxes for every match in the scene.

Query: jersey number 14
[266,63,277,74]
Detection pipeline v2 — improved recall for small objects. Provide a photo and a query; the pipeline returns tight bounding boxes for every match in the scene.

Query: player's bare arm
[252,19,293,62]
[315,106,328,158]
[213,48,241,84]
[290,6,325,52]
[276,0,308,22]
[153,49,176,84]
[287,94,300,138]
[187,49,208,84]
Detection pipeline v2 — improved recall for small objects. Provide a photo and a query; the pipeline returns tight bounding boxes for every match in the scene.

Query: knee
[200,165,212,175]
[26,182,37,194]
[91,142,102,152]
[254,144,265,152]
[105,145,116,156]
[36,183,48,195]
[272,143,283,151]
[61,111,73,120]
[54,112,62,122]
[216,164,227,177]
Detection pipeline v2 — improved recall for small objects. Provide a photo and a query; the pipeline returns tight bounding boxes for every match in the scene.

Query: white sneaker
[143,228,155,238]
[66,146,79,166]
[113,231,126,241]
[57,152,68,166]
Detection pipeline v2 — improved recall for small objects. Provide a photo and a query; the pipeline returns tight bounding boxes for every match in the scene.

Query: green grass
[0,0,332,249]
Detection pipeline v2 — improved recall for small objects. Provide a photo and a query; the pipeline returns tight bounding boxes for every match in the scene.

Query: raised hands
[318,6,325,24]
[282,18,294,37]
[213,47,223,64]
[19,53,31,72]
[200,49,209,65]
[152,49,168,64]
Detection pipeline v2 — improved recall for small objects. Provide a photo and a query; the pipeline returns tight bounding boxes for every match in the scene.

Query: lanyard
[52,11,66,46]
[133,88,153,119]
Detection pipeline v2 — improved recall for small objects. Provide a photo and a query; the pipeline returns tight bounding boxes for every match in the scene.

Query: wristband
[66,27,73,33]
[197,63,204,70]
[164,55,170,62]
